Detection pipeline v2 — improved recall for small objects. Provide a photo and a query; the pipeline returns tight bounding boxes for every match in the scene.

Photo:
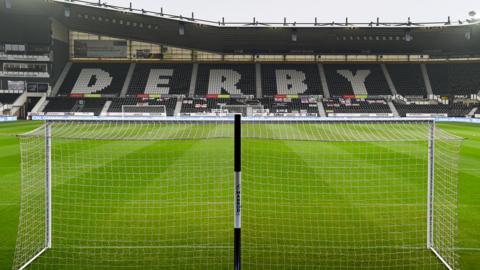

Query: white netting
[242,121,461,270]
[14,119,461,270]
[14,120,233,270]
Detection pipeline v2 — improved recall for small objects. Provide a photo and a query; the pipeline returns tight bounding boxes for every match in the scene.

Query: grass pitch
[0,121,479,269]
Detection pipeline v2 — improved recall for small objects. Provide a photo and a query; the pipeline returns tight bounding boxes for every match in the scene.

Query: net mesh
[14,120,233,270]
[242,121,461,270]
[14,119,461,270]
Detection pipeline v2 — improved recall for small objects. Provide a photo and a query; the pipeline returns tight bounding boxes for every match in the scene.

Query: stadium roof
[54,0,480,28]
[2,0,480,55]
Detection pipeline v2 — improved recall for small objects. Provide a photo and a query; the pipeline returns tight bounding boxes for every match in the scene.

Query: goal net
[13,119,461,270]
[241,120,461,270]
[121,105,167,117]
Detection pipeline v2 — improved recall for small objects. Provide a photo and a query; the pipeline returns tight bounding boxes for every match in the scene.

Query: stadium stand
[43,97,77,114]
[291,97,320,115]
[180,97,265,115]
[108,97,139,112]
[29,62,480,118]
[260,97,319,115]
[78,99,107,116]
[448,103,478,117]
[108,97,177,116]
[394,103,450,117]
[427,64,480,96]
[195,64,256,96]
[25,97,41,113]
[43,97,106,116]
[127,64,192,96]
[323,98,392,115]
[387,64,427,97]
[260,98,291,114]
[323,64,391,96]
[57,63,129,96]
[146,97,178,116]
[181,98,208,114]
[261,64,323,96]
[0,93,21,104]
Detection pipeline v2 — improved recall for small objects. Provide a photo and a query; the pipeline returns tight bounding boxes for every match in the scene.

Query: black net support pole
[234,114,241,270]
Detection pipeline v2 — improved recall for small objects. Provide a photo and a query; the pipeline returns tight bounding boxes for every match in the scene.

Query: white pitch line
[0,202,17,206]
[61,245,231,249]
[59,245,480,251]
[455,247,480,251]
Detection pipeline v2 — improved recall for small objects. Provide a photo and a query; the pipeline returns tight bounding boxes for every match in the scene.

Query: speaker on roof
[179,23,185,36]
[465,31,471,40]
[64,6,71,17]
[465,28,472,40]
[291,29,298,42]
[405,29,413,42]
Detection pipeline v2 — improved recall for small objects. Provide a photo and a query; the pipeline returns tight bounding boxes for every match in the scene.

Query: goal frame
[16,116,457,270]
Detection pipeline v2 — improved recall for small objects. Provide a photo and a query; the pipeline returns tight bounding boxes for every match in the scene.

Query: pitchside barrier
[15,116,462,270]
[0,116,17,122]
[31,115,480,124]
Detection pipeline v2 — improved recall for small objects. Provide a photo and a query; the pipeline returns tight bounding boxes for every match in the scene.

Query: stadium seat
[394,103,450,117]
[323,98,392,115]
[43,97,106,116]
[428,64,480,96]
[0,93,21,104]
[387,64,427,97]
[261,64,323,96]
[108,97,177,116]
[58,63,129,96]
[324,64,391,96]
[128,64,192,96]
[195,64,256,96]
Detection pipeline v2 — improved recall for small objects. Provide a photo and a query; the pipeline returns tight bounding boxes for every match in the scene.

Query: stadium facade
[1,0,480,118]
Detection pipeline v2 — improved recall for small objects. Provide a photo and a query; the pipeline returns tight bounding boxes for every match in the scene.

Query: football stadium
[0,0,480,269]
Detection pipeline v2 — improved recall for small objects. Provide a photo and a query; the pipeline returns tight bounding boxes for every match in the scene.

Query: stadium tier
[386,64,428,97]
[0,93,21,104]
[108,97,177,116]
[181,98,260,115]
[324,64,392,96]
[43,97,106,116]
[195,64,257,96]
[394,103,450,117]
[127,64,192,96]
[260,97,320,115]
[428,64,480,96]
[261,64,323,96]
[323,98,393,116]
[54,63,480,99]
[394,101,477,117]
[58,63,129,96]
[33,62,479,117]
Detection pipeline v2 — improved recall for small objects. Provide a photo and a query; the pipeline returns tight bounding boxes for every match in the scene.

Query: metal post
[427,120,435,249]
[234,114,241,270]
[45,122,52,249]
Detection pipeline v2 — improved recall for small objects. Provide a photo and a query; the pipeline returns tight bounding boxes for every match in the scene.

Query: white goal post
[13,117,462,270]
